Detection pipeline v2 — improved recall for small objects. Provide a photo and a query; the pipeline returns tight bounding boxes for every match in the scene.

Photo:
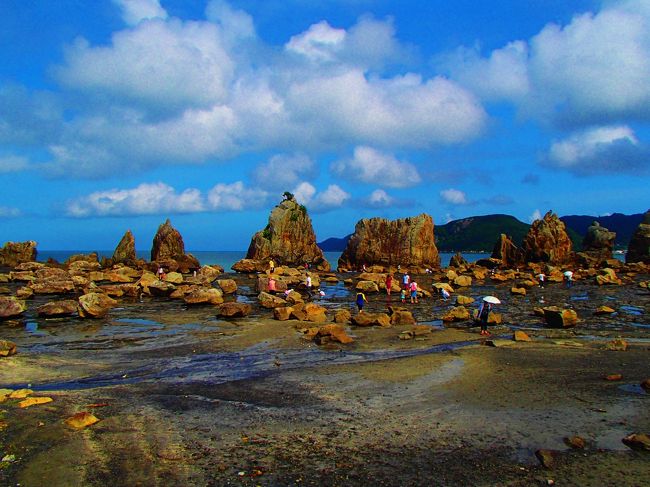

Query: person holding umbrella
[479,296,501,336]
[563,270,573,288]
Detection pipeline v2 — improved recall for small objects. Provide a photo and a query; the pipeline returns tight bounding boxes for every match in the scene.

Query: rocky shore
[0,205,648,486]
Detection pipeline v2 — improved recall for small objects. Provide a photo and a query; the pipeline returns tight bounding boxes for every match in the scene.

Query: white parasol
[483,296,501,305]
[563,271,573,277]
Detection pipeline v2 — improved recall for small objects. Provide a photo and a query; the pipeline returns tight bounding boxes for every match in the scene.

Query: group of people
[537,270,574,288]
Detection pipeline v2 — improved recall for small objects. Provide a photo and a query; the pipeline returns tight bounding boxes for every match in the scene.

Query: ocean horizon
[36,250,498,270]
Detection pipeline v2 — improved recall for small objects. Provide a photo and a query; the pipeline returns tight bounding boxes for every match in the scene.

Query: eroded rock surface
[0,241,37,268]
[626,209,650,264]
[522,211,573,265]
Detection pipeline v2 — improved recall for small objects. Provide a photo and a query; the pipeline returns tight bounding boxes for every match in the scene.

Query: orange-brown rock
[491,234,524,268]
[605,338,628,351]
[239,196,330,271]
[564,436,586,449]
[513,330,531,342]
[0,340,17,357]
[216,279,237,295]
[36,300,78,317]
[522,211,573,265]
[78,292,118,318]
[351,312,391,327]
[65,411,100,429]
[388,306,416,326]
[0,296,25,319]
[641,379,650,391]
[626,209,650,264]
[334,309,351,324]
[151,219,200,272]
[543,307,578,328]
[273,306,293,321]
[449,252,468,268]
[442,306,470,322]
[0,241,37,268]
[110,230,137,266]
[216,302,251,318]
[338,214,440,272]
[578,221,616,264]
[314,324,354,345]
[622,433,650,451]
[183,288,223,305]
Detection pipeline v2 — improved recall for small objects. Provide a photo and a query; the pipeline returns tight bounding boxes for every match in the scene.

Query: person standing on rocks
[402,272,410,290]
[537,272,546,288]
[356,291,368,313]
[409,281,419,303]
[268,277,277,294]
[478,301,492,336]
[269,259,275,273]
[385,274,393,296]
[306,274,313,297]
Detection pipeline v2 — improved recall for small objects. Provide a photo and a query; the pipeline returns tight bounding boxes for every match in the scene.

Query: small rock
[622,433,650,451]
[216,302,251,318]
[334,309,351,324]
[65,411,100,429]
[564,436,586,449]
[605,374,623,381]
[9,388,33,399]
[594,306,615,315]
[535,449,557,469]
[640,379,650,392]
[543,307,578,328]
[0,339,17,357]
[605,338,628,351]
[441,306,470,322]
[513,330,531,342]
[456,295,474,305]
[511,287,526,296]
[18,396,53,408]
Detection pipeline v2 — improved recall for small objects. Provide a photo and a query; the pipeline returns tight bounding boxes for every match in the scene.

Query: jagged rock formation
[491,234,524,268]
[338,214,440,272]
[448,252,468,268]
[576,221,616,266]
[521,211,573,265]
[238,196,330,271]
[112,230,137,265]
[151,219,200,273]
[626,209,650,263]
[0,241,37,268]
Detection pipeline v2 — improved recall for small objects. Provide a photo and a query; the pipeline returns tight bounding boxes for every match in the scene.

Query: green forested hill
[434,214,530,252]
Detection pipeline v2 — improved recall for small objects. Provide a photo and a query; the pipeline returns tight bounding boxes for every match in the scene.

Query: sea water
[37,250,497,270]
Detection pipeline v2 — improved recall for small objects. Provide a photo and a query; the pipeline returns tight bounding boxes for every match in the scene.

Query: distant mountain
[561,212,644,248]
[435,214,530,252]
[318,211,644,253]
[318,235,351,252]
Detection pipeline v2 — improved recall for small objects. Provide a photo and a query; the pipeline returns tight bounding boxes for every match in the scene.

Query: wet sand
[1,273,649,486]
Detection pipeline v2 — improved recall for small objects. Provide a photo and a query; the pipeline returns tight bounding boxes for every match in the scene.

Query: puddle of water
[25,321,48,336]
[619,384,647,395]
[420,320,445,330]
[619,305,643,316]
[570,294,589,301]
[114,318,164,326]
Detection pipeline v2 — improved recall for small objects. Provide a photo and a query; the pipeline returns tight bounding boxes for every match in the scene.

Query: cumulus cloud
[292,182,350,212]
[0,206,21,218]
[529,209,542,223]
[113,0,168,26]
[546,125,649,175]
[442,1,650,125]
[66,182,204,217]
[360,189,414,209]
[286,21,346,62]
[440,188,469,205]
[205,0,255,40]
[332,146,421,188]
[0,155,29,173]
[252,153,316,191]
[54,19,234,113]
[206,181,269,211]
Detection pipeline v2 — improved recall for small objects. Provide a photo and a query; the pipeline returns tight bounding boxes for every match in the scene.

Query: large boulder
[0,241,37,268]
[491,234,524,268]
[314,324,354,345]
[216,302,251,318]
[338,214,440,272]
[351,312,391,327]
[36,300,78,317]
[582,221,616,259]
[258,291,287,308]
[0,296,25,319]
[449,252,468,268]
[151,219,200,272]
[183,288,223,305]
[522,211,573,265]
[238,195,330,271]
[543,306,578,328]
[78,292,118,318]
[441,306,470,322]
[626,209,650,264]
[595,268,622,285]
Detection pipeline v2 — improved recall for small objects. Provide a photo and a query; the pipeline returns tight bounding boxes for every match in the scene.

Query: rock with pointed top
[491,234,524,268]
[449,252,468,268]
[239,197,330,271]
[111,230,137,265]
[522,211,573,265]
[339,214,440,272]
[151,220,200,272]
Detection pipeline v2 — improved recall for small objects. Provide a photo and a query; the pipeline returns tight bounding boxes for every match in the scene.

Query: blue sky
[1,0,648,250]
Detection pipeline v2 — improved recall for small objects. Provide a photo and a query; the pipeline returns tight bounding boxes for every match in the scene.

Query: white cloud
[205,0,255,41]
[112,0,168,26]
[292,182,350,212]
[443,2,650,124]
[207,181,269,211]
[286,21,346,62]
[0,155,29,173]
[529,209,542,223]
[546,125,648,174]
[368,189,393,206]
[66,182,204,217]
[0,206,21,218]
[252,153,316,191]
[440,188,468,205]
[54,19,234,113]
[332,146,421,188]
